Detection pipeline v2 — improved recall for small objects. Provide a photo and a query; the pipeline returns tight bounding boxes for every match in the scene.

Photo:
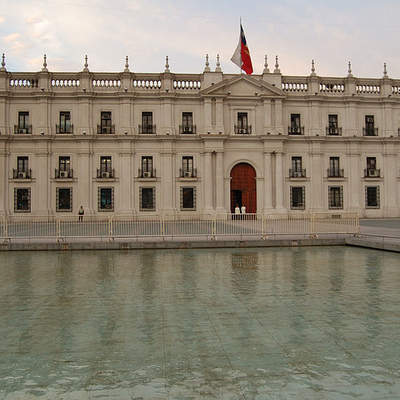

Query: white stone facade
[0,55,399,217]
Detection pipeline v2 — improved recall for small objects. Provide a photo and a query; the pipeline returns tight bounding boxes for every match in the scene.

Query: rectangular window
[365,186,380,208]
[141,156,153,177]
[182,156,194,177]
[181,187,196,210]
[141,112,154,133]
[58,111,72,133]
[100,156,112,172]
[140,187,155,211]
[181,112,194,133]
[99,111,113,134]
[289,114,302,134]
[17,156,28,172]
[328,157,343,177]
[14,188,31,212]
[290,186,305,210]
[16,112,30,134]
[328,186,343,209]
[59,156,71,171]
[328,114,339,135]
[366,157,376,170]
[98,187,114,211]
[56,188,72,212]
[290,157,304,178]
[364,115,376,136]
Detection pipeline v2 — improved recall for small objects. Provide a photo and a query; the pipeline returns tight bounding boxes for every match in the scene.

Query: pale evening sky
[0,0,399,78]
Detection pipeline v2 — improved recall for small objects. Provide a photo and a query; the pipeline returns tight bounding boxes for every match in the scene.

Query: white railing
[0,213,359,240]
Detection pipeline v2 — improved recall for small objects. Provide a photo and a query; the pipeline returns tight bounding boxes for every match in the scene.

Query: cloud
[0,16,4,24]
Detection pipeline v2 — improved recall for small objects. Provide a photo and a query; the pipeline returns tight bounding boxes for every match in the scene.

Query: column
[383,151,397,216]
[348,153,360,213]
[162,98,173,135]
[263,99,272,133]
[119,151,132,215]
[215,151,224,212]
[203,98,212,133]
[35,151,50,215]
[215,98,224,133]
[263,152,273,213]
[161,151,174,214]
[274,99,283,134]
[275,151,285,211]
[0,149,8,215]
[203,151,213,212]
[77,151,93,215]
[310,151,324,211]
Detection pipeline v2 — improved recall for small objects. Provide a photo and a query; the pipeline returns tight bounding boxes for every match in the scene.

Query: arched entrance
[230,163,257,213]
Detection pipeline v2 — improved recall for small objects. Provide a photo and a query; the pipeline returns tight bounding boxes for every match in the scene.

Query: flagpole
[239,17,242,75]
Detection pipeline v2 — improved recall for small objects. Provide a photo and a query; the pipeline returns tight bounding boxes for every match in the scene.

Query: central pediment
[200,75,284,97]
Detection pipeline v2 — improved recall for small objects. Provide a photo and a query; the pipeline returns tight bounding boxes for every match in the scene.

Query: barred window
[290,186,305,210]
[14,188,31,212]
[365,186,380,208]
[180,187,196,210]
[328,186,343,209]
[56,188,72,212]
[98,187,114,211]
[140,187,155,211]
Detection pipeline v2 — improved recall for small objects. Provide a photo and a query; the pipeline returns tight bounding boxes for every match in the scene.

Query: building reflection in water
[231,252,259,296]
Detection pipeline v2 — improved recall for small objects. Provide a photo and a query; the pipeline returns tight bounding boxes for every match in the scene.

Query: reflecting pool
[0,246,400,399]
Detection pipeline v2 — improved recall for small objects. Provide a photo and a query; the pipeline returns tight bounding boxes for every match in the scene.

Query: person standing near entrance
[78,205,84,222]
[241,205,246,219]
[234,204,240,220]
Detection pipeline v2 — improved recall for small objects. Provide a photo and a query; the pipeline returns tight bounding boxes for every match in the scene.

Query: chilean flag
[231,23,253,75]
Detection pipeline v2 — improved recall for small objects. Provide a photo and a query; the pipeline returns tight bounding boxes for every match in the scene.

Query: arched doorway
[230,163,257,213]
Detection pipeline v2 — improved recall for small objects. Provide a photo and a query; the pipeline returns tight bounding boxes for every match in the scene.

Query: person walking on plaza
[78,206,84,222]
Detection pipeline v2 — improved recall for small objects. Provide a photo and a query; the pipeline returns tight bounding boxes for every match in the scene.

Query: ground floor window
[328,186,343,209]
[180,187,196,210]
[365,186,380,208]
[56,187,72,212]
[14,188,31,212]
[98,187,114,211]
[140,187,155,211]
[290,186,305,210]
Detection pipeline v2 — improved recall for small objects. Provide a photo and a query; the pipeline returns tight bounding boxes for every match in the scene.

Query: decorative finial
[124,56,129,72]
[83,55,89,72]
[204,54,210,72]
[347,61,352,77]
[215,54,222,72]
[0,53,5,72]
[263,55,269,73]
[383,62,388,78]
[274,55,280,73]
[164,56,170,73]
[310,59,316,76]
[42,54,48,72]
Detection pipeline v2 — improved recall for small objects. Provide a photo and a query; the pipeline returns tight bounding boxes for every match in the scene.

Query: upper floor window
[288,114,303,135]
[57,111,72,134]
[235,112,251,134]
[327,114,341,135]
[328,156,343,178]
[140,156,155,178]
[15,112,32,134]
[13,156,31,179]
[56,156,72,179]
[364,115,377,136]
[289,157,305,178]
[181,156,196,178]
[180,112,195,134]
[139,112,155,134]
[98,111,115,134]
[365,157,380,178]
[97,156,114,178]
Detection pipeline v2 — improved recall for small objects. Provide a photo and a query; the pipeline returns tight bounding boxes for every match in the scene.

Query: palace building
[0,54,399,217]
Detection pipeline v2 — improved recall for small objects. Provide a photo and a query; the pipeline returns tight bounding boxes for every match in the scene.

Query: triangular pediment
[200,75,284,97]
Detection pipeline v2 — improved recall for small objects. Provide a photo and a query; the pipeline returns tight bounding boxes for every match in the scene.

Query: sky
[0,0,399,78]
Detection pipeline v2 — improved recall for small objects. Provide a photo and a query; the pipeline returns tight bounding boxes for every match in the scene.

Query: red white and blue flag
[231,23,253,74]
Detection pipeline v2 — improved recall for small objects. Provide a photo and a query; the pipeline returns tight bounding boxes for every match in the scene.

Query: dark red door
[230,163,257,213]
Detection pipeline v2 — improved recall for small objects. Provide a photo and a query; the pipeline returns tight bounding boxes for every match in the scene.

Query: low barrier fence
[0,213,359,241]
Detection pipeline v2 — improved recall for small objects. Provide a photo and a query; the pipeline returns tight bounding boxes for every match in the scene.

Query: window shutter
[152,187,156,210]
[14,188,17,211]
[111,187,114,211]
[339,186,343,209]
[27,188,31,212]
[180,187,183,210]
[328,187,332,208]
[301,186,305,209]
[98,187,101,211]
[70,188,73,211]
[377,186,380,208]
[193,187,197,210]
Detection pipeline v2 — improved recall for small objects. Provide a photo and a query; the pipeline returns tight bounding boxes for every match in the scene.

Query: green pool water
[0,247,399,399]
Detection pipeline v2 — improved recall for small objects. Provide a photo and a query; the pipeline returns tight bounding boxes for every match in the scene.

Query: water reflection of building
[231,253,258,296]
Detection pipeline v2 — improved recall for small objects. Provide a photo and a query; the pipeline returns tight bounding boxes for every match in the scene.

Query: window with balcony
[56,188,73,212]
[289,156,305,178]
[328,186,343,209]
[97,156,114,178]
[140,187,155,211]
[181,187,196,210]
[15,112,32,134]
[140,156,155,178]
[13,156,31,179]
[180,112,195,134]
[57,111,73,134]
[181,156,196,178]
[364,115,377,136]
[139,112,155,134]
[328,157,343,178]
[327,114,341,135]
[14,188,31,212]
[365,186,380,208]
[365,157,380,177]
[235,112,251,134]
[56,156,72,179]
[98,111,115,134]
[290,186,305,210]
[288,114,303,135]
[98,187,114,211]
